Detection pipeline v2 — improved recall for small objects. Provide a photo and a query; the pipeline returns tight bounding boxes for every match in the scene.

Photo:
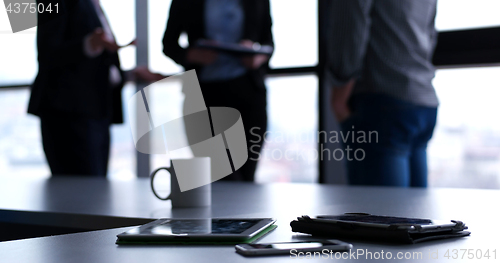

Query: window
[0,0,137,85]
[0,4,36,86]
[147,78,192,170]
[108,84,137,181]
[145,75,319,183]
[0,85,137,180]
[148,0,319,72]
[256,75,318,183]
[428,0,500,189]
[436,0,500,31]
[148,0,184,75]
[0,88,49,179]
[0,0,138,180]
[429,67,500,189]
[101,0,136,71]
[101,0,138,180]
[146,1,319,183]
[269,0,318,68]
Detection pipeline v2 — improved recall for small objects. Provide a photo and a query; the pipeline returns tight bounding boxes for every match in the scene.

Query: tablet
[116,218,276,243]
[195,40,273,56]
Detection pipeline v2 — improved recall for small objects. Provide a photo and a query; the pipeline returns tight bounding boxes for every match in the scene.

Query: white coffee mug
[150,157,211,208]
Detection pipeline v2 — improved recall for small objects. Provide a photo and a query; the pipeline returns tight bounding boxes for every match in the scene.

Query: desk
[0,177,498,262]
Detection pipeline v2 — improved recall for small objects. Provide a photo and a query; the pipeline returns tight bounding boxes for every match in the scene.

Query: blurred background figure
[28,0,162,177]
[329,0,439,187]
[162,0,274,181]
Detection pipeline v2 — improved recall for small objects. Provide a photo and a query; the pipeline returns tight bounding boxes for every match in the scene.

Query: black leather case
[290,214,470,244]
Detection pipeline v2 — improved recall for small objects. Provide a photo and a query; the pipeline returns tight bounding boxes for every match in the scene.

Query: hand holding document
[88,28,120,52]
[239,39,271,69]
[89,28,136,53]
[132,66,165,83]
[195,39,273,56]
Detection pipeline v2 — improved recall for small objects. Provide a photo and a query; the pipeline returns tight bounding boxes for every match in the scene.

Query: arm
[36,0,86,71]
[329,0,373,122]
[241,0,274,70]
[162,0,189,67]
[331,79,356,122]
[162,0,217,67]
[259,0,274,50]
[429,4,438,61]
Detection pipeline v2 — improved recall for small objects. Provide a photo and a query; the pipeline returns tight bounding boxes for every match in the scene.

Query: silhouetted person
[162,0,274,181]
[329,0,439,187]
[28,0,161,176]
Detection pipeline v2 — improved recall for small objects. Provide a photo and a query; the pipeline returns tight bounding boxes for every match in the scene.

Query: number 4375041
[6,3,59,14]
[444,249,496,260]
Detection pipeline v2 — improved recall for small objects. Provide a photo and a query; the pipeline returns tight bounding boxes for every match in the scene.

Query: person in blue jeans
[328,0,439,187]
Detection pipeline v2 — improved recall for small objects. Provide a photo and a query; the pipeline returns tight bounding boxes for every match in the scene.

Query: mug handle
[150,166,175,201]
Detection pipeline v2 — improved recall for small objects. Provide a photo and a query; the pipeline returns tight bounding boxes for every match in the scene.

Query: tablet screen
[126,219,263,235]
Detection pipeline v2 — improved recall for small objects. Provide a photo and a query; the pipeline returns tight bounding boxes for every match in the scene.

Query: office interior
[2,0,500,187]
[1,0,500,261]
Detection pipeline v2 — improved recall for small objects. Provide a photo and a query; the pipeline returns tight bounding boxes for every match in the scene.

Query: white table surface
[0,177,498,262]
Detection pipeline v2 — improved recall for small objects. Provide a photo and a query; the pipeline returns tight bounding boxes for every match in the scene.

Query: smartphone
[235,240,352,256]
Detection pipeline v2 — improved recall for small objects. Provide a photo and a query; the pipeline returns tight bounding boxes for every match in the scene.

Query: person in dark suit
[162,0,274,182]
[28,0,161,176]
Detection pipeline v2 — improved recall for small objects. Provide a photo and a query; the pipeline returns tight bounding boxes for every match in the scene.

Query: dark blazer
[162,0,274,89]
[28,0,124,123]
